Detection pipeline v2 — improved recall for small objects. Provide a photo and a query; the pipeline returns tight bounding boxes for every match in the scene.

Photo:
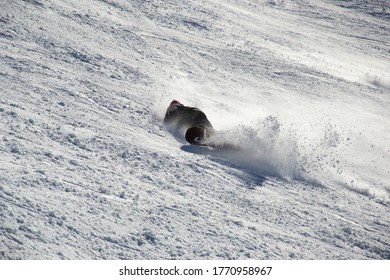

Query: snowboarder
[163,100,214,145]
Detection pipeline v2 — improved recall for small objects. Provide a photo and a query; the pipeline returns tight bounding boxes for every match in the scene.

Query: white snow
[0,0,389,259]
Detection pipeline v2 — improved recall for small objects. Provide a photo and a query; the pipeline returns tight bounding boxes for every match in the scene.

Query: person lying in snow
[163,100,214,145]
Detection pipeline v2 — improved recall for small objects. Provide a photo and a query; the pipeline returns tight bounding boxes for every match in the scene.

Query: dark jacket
[163,100,213,133]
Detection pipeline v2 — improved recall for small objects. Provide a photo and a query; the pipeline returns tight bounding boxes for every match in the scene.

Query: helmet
[170,100,183,106]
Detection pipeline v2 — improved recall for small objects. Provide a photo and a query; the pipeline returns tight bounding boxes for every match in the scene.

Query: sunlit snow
[1,0,389,259]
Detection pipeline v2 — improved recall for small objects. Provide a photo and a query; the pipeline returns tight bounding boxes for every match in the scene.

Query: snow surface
[1,0,389,259]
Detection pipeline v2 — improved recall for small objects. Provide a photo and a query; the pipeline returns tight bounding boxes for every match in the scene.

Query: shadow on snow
[180,144,268,189]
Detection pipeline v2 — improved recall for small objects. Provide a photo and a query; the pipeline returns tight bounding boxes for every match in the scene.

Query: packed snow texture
[1,0,389,259]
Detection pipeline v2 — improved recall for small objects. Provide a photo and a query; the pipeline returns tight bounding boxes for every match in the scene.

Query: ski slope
[1,0,389,259]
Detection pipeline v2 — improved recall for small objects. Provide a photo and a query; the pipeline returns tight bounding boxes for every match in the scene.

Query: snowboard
[185,127,240,150]
[185,126,212,146]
